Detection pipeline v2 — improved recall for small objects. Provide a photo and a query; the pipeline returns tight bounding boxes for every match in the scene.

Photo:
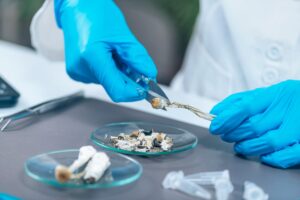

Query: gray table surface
[0,98,299,200]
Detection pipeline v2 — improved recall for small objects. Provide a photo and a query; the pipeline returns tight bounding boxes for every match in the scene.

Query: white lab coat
[31,0,300,101]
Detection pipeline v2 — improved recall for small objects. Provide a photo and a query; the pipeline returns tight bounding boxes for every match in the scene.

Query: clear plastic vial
[185,170,230,185]
[243,181,269,200]
[162,171,211,199]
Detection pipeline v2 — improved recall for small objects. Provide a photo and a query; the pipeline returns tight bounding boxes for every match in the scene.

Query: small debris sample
[151,97,168,109]
[109,129,173,153]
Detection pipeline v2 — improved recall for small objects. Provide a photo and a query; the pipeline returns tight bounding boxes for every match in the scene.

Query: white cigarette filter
[69,146,97,173]
[83,152,111,184]
[55,146,97,183]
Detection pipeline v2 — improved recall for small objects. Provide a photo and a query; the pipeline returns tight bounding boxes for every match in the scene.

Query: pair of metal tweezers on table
[0,80,214,132]
[0,91,84,132]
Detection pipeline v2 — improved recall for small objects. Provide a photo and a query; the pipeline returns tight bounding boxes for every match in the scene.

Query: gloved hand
[54,0,157,102]
[209,80,300,168]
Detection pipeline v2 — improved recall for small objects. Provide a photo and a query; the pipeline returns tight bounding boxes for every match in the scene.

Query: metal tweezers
[146,80,215,121]
[0,91,84,132]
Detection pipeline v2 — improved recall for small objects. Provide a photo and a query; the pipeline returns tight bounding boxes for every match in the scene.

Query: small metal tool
[145,80,170,111]
[145,80,215,121]
[0,91,84,132]
[125,68,215,121]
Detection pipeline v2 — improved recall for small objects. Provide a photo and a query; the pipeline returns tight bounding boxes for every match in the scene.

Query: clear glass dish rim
[90,121,198,156]
[24,149,143,189]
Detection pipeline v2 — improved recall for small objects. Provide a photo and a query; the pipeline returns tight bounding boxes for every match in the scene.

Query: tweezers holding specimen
[151,97,215,121]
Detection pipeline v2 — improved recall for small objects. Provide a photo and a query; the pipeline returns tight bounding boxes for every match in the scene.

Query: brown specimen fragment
[55,165,72,183]
[156,133,166,142]
[151,98,161,109]
[130,130,140,138]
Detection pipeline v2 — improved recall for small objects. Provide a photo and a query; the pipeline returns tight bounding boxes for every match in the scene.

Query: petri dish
[91,122,198,156]
[24,149,142,189]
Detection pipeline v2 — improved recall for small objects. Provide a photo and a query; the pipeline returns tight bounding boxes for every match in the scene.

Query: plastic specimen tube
[185,170,230,185]
[162,171,211,199]
[243,181,269,200]
[214,178,234,200]
[175,178,212,199]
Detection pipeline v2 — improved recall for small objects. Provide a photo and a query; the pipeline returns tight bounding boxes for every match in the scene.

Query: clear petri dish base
[90,122,198,156]
[25,149,142,189]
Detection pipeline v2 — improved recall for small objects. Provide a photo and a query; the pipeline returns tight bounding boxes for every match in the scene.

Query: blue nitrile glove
[209,80,300,168]
[0,193,20,200]
[54,0,157,102]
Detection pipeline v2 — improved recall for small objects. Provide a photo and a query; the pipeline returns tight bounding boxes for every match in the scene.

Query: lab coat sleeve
[30,0,65,61]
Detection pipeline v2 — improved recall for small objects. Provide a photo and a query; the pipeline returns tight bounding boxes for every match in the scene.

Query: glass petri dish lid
[91,122,198,156]
[24,149,142,189]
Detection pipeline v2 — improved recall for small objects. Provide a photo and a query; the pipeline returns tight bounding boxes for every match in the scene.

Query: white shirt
[172,0,300,101]
[31,0,300,101]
